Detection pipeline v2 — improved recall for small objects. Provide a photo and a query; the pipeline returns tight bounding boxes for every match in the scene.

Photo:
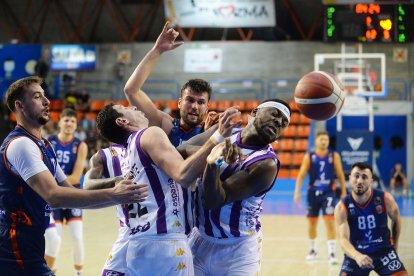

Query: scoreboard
[323,3,413,42]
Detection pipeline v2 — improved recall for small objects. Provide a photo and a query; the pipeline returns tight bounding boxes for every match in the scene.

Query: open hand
[112,180,148,204]
[218,106,242,138]
[154,21,184,53]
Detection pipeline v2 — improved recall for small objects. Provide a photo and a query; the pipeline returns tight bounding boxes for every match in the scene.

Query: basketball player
[335,162,408,275]
[188,99,290,275]
[45,108,87,275]
[0,76,146,275]
[124,21,218,147]
[293,130,346,264]
[83,144,131,276]
[96,103,240,275]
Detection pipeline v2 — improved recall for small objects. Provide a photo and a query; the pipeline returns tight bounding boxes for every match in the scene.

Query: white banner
[164,0,276,28]
[184,48,223,73]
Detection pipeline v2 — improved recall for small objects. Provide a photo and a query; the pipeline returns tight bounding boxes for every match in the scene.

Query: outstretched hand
[204,111,220,130]
[154,21,184,53]
[112,179,148,204]
[218,106,242,138]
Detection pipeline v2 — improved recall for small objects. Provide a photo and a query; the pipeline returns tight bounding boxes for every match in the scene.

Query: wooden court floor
[54,209,414,276]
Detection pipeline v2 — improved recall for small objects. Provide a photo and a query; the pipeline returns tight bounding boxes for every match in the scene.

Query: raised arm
[385,192,402,251]
[176,124,218,158]
[334,152,347,197]
[66,141,88,185]
[334,202,374,269]
[124,21,183,131]
[83,151,123,190]
[293,153,310,204]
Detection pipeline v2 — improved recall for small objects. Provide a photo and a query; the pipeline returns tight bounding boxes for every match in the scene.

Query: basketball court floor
[55,184,414,275]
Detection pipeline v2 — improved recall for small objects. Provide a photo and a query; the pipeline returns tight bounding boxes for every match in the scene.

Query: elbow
[46,197,62,209]
[124,86,134,97]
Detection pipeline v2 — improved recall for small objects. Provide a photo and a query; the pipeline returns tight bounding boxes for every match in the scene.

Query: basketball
[294,71,345,121]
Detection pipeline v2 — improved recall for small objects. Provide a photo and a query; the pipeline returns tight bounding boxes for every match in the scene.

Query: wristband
[210,130,225,145]
[214,159,224,166]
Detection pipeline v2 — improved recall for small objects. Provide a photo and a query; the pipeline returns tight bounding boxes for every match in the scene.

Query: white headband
[256,102,291,123]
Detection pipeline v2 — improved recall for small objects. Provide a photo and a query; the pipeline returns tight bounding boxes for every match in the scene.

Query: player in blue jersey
[0,76,147,276]
[187,99,290,275]
[335,162,408,276]
[123,21,218,148]
[293,130,347,264]
[46,108,88,275]
[96,103,240,275]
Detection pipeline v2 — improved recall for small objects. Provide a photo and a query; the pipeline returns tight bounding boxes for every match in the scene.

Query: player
[45,108,87,275]
[123,21,218,147]
[189,99,291,275]
[293,130,347,264]
[96,103,240,275]
[0,76,146,275]
[83,144,130,276]
[335,162,408,275]
[389,162,410,197]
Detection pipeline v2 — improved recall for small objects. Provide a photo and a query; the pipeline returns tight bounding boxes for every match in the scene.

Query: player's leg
[306,190,319,261]
[188,228,208,275]
[67,208,84,276]
[44,216,61,270]
[51,209,64,273]
[322,194,338,264]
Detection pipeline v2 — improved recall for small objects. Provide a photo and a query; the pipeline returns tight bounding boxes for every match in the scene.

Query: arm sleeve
[6,137,51,181]
[55,163,67,183]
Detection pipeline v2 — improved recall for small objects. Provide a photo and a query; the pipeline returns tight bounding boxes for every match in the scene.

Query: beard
[38,116,49,125]
[353,185,369,196]
[253,120,277,144]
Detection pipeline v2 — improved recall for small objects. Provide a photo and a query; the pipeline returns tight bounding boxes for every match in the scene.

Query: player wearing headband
[188,99,290,275]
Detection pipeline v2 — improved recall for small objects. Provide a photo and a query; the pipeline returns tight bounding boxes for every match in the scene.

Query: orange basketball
[294,71,345,121]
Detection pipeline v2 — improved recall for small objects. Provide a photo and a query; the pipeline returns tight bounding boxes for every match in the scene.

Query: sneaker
[306,250,317,261]
[329,253,338,265]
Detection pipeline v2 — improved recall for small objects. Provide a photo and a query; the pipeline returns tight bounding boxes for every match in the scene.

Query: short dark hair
[180,79,212,100]
[60,108,77,119]
[96,103,130,145]
[316,131,329,137]
[351,162,373,175]
[5,76,43,112]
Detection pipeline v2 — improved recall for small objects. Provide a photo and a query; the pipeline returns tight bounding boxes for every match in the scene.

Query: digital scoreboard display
[324,4,413,42]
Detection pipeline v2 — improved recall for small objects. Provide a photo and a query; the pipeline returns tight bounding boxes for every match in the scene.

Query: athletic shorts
[52,208,82,223]
[188,228,263,276]
[307,189,336,217]
[339,248,407,276]
[101,226,129,276]
[126,234,193,276]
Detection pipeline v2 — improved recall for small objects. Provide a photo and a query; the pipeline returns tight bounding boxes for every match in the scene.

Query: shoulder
[7,136,38,152]
[90,151,104,167]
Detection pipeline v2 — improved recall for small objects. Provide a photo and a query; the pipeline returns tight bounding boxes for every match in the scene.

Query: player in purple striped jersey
[188,99,290,276]
[335,162,407,276]
[96,103,240,275]
[83,144,134,276]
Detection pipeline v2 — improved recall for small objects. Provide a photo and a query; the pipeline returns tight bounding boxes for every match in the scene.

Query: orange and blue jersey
[48,134,81,178]
[168,118,204,147]
[342,189,392,254]
[0,125,58,274]
[308,150,335,192]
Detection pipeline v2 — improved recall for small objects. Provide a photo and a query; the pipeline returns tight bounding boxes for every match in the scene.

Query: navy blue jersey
[342,189,392,254]
[168,118,204,147]
[48,135,81,177]
[308,150,336,192]
[0,125,58,272]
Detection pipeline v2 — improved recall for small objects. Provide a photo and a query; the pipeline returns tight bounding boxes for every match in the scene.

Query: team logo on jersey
[173,220,182,227]
[175,262,187,271]
[172,209,180,216]
[130,221,150,235]
[175,248,185,256]
[375,196,382,204]
[325,206,334,215]
[71,208,82,217]
[376,205,383,214]
[72,146,77,153]
[388,260,402,271]
[110,147,118,157]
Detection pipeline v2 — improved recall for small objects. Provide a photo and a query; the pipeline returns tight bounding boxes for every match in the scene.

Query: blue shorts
[339,248,407,276]
[306,189,336,217]
[52,208,82,223]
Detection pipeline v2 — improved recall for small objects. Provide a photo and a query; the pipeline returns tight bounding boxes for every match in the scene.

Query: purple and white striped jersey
[195,130,280,239]
[99,144,130,227]
[126,129,189,238]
